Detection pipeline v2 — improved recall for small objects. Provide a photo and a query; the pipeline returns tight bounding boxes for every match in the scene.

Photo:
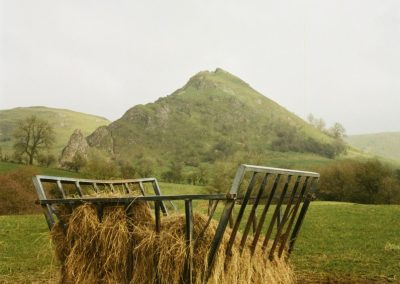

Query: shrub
[37,153,56,167]
[0,167,41,215]
[317,159,400,204]
[82,150,120,179]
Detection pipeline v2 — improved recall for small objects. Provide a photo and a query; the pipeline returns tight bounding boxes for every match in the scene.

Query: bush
[0,167,41,215]
[207,161,238,194]
[62,153,87,172]
[82,150,120,179]
[161,161,183,183]
[119,160,137,179]
[317,160,400,204]
[37,153,56,167]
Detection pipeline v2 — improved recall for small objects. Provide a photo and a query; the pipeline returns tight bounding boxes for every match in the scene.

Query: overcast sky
[1,0,399,135]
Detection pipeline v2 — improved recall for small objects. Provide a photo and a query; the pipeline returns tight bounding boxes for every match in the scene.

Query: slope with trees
[0,106,110,160]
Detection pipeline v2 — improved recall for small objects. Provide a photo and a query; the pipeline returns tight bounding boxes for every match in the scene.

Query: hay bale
[130,212,294,284]
[99,206,130,283]
[50,201,294,284]
[64,204,100,284]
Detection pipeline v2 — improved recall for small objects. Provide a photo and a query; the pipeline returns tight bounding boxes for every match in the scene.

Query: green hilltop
[0,106,110,157]
[84,68,344,173]
[346,132,400,161]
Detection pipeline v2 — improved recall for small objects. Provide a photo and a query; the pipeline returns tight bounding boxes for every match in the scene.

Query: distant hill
[70,68,345,174]
[346,132,400,161]
[0,106,110,157]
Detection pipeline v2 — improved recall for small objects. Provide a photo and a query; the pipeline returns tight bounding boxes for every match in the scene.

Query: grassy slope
[0,106,110,156]
[1,201,399,282]
[346,132,400,161]
[0,161,82,178]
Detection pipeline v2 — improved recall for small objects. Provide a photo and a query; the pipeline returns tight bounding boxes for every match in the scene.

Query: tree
[328,122,346,139]
[63,153,87,172]
[307,113,326,130]
[161,161,183,183]
[82,150,120,179]
[13,116,55,165]
[37,153,56,167]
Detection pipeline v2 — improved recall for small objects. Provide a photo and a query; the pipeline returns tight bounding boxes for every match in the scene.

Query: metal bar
[200,200,219,238]
[252,214,257,234]
[277,207,281,228]
[36,175,158,184]
[152,180,168,216]
[228,214,234,228]
[207,200,219,219]
[124,183,131,193]
[205,165,246,282]
[206,200,235,280]
[240,173,269,253]
[154,200,161,284]
[75,181,83,197]
[138,182,146,195]
[268,176,301,259]
[206,164,248,280]
[184,200,193,284]
[56,180,66,199]
[32,177,55,230]
[38,194,229,205]
[35,166,319,185]
[125,204,134,282]
[250,174,280,254]
[109,184,115,192]
[93,183,100,193]
[226,172,257,254]
[278,177,309,257]
[154,201,161,233]
[97,204,104,222]
[288,178,318,254]
[240,164,320,178]
[262,175,292,251]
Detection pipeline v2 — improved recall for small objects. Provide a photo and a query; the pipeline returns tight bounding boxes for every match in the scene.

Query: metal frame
[34,164,319,283]
[33,175,170,229]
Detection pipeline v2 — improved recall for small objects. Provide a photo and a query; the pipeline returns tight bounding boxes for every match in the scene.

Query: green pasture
[0,198,399,283]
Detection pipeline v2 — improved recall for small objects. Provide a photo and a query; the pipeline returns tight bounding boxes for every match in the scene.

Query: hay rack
[34,164,319,283]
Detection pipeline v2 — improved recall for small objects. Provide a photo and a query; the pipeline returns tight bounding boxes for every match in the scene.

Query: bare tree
[13,115,55,165]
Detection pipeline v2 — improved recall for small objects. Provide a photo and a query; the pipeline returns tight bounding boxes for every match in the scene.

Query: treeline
[318,159,400,204]
[270,115,347,159]
[271,124,346,158]
[63,150,210,185]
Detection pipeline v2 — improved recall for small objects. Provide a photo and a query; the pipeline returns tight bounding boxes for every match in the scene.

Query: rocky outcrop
[59,129,89,165]
[86,126,114,155]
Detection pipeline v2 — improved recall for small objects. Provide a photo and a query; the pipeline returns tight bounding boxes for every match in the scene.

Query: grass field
[0,161,83,178]
[0,199,399,283]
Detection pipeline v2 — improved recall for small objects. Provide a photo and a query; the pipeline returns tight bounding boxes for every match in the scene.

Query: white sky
[1,0,399,135]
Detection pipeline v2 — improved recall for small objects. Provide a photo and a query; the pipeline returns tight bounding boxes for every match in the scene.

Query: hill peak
[185,68,249,91]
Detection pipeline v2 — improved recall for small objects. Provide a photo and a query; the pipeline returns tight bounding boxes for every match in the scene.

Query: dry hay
[50,201,294,284]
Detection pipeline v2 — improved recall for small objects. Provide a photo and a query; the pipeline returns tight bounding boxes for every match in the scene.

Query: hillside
[346,132,400,161]
[0,107,110,157]
[73,68,344,174]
